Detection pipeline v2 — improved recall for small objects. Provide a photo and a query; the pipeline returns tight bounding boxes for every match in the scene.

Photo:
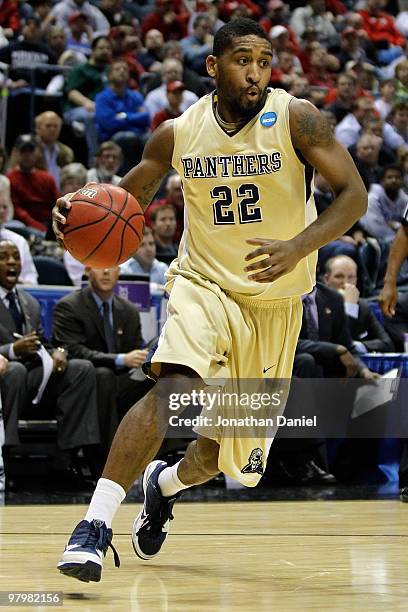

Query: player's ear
[206,55,217,78]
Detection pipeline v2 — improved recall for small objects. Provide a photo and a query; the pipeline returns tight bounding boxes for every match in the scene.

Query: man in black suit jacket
[323,255,394,353]
[52,266,151,452]
[0,240,101,482]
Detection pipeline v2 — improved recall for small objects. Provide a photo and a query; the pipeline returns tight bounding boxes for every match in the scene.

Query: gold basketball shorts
[150,273,303,486]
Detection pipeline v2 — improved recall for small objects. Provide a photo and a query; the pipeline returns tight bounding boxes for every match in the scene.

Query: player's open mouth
[246,88,260,99]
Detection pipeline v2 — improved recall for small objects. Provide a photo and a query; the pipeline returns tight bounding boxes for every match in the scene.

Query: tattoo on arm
[296,111,334,147]
[137,177,163,208]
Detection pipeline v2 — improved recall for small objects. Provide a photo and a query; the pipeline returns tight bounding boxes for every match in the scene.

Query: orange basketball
[62,183,144,268]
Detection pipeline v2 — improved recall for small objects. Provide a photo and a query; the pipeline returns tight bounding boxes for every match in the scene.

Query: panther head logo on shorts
[241,448,264,475]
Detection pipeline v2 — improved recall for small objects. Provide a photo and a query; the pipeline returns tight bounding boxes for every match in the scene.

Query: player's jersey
[170,88,317,301]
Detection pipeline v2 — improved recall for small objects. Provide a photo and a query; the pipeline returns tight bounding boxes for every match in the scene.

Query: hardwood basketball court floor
[0,499,406,611]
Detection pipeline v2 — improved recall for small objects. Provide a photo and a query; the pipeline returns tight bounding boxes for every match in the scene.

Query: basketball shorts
[150,273,303,486]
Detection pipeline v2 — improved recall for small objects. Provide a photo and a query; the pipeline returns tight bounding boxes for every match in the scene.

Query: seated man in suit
[0,239,102,485]
[52,265,151,454]
[270,281,378,485]
[323,255,394,353]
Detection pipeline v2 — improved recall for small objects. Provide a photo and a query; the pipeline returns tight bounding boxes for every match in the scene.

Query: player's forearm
[291,186,367,259]
[384,227,408,285]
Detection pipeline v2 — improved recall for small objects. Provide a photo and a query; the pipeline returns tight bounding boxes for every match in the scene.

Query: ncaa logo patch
[260,112,277,127]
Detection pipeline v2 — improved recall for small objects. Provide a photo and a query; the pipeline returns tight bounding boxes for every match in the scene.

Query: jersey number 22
[211,184,262,225]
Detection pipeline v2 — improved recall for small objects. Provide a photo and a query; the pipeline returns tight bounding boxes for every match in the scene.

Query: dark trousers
[1,359,101,450]
[271,353,328,468]
[95,367,153,453]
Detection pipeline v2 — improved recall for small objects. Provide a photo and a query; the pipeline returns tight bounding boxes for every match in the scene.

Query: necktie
[102,301,116,353]
[303,295,319,341]
[6,291,23,334]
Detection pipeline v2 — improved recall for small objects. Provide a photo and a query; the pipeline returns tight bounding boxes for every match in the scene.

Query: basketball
[62,183,144,268]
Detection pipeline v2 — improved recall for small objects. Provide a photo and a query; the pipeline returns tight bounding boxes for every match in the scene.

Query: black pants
[1,359,100,450]
[95,367,153,452]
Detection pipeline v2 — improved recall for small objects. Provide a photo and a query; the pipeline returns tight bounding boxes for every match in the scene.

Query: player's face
[325,261,357,290]
[207,36,273,121]
[0,243,21,291]
[87,266,120,293]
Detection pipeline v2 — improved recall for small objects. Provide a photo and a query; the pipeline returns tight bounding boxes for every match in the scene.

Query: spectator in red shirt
[109,25,146,89]
[260,0,300,56]
[6,134,59,234]
[151,80,184,131]
[324,72,358,122]
[219,0,262,20]
[359,0,405,49]
[306,45,339,89]
[0,0,20,40]
[141,0,188,41]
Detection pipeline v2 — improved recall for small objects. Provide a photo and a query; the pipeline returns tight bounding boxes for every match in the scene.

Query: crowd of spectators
[0,0,407,490]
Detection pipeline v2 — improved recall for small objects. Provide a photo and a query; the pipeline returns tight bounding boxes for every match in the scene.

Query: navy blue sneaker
[132,460,181,560]
[57,519,120,582]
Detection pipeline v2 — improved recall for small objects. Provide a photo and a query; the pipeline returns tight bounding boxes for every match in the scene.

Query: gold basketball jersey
[170,88,317,300]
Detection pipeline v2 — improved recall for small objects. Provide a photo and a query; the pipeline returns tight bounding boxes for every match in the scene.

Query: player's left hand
[244,238,301,283]
[52,193,74,244]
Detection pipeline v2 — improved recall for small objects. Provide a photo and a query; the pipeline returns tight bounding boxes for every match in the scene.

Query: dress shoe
[294,460,337,485]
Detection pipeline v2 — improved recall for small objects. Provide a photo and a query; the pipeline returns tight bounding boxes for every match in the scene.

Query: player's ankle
[84,478,126,528]
[158,461,189,497]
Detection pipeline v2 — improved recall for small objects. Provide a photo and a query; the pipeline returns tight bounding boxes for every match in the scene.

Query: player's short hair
[213,18,271,58]
[143,226,153,237]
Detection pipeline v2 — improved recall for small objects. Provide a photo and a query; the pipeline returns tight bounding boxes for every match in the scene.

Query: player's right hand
[13,331,41,357]
[52,193,74,244]
[124,349,149,369]
[379,282,398,317]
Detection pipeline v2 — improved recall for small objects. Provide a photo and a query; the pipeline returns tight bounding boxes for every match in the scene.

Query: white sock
[158,461,189,497]
[84,478,126,528]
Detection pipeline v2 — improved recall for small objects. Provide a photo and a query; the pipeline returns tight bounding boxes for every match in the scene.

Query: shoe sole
[57,551,103,582]
[132,460,167,561]
[57,560,102,583]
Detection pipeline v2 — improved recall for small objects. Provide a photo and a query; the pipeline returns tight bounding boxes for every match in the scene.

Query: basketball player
[53,19,367,582]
